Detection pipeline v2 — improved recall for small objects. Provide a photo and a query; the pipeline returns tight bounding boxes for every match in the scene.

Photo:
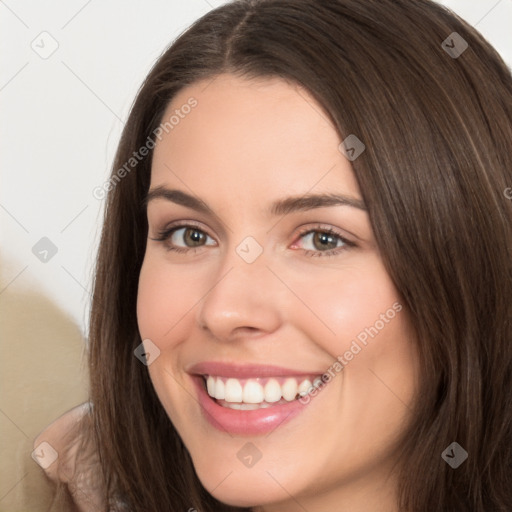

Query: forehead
[150,73,361,203]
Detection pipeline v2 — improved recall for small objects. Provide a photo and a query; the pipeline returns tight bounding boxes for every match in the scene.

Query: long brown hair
[85,0,512,510]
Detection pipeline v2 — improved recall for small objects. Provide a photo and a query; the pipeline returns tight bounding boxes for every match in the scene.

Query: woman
[33,0,512,510]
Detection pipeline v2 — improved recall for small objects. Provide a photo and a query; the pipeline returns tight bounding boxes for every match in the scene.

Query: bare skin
[137,73,420,512]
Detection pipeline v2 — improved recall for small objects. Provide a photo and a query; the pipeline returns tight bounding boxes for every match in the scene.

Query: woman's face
[137,73,419,511]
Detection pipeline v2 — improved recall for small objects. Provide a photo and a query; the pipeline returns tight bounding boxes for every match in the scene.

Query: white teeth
[243,380,265,403]
[298,379,313,397]
[264,379,282,403]
[205,375,322,404]
[207,376,216,396]
[214,379,225,400]
[223,402,262,410]
[224,378,243,402]
[282,378,298,401]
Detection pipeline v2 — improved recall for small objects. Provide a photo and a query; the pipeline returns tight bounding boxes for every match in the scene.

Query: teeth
[205,375,321,404]
[264,379,282,403]
[223,402,263,410]
[282,378,298,401]
[243,380,265,403]
[298,379,313,397]
[207,376,216,396]
[214,379,225,400]
[224,378,243,402]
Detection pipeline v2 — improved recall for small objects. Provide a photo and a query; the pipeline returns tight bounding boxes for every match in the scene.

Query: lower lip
[192,376,311,435]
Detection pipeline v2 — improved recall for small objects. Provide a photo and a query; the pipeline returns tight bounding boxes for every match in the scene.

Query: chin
[192,457,307,509]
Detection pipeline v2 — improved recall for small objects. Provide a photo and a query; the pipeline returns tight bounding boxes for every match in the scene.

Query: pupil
[315,232,336,250]
[187,229,204,246]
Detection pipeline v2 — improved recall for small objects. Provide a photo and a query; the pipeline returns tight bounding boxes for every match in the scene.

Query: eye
[150,222,215,253]
[150,222,355,258]
[292,226,355,258]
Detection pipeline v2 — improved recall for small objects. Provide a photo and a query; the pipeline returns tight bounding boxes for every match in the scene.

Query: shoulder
[33,402,106,510]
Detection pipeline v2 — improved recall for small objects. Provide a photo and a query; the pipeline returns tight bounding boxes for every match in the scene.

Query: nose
[195,245,284,342]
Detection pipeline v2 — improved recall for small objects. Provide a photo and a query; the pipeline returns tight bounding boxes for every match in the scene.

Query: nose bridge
[195,235,282,340]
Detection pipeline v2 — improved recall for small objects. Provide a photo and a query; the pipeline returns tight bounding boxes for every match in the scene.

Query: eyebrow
[143,186,367,215]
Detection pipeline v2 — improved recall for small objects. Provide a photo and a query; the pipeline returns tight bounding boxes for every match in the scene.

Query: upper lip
[187,361,323,379]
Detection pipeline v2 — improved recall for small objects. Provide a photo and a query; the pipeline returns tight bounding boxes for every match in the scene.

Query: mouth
[188,363,326,435]
[203,374,323,409]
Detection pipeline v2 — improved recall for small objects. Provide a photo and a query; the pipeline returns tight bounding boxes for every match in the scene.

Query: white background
[1,0,511,337]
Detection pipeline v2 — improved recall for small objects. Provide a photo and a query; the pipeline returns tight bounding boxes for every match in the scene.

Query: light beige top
[32,402,106,511]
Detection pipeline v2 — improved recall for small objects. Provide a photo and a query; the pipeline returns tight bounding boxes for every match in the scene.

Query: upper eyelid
[146,203,230,238]
[147,200,366,241]
[293,227,355,249]
[156,220,213,238]
[152,221,354,246]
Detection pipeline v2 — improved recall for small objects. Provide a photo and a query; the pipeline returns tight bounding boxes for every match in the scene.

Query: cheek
[288,253,403,358]
[136,257,200,421]
[136,255,199,342]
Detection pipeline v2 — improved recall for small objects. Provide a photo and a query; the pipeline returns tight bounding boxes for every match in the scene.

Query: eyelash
[294,226,355,257]
[150,221,356,258]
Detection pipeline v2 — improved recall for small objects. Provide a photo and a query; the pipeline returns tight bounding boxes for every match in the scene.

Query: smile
[204,375,323,409]
[189,362,328,435]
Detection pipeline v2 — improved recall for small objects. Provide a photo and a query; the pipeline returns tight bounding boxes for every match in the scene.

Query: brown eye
[310,231,339,251]
[293,226,356,258]
[299,229,346,252]
[150,223,216,253]
[179,227,207,247]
